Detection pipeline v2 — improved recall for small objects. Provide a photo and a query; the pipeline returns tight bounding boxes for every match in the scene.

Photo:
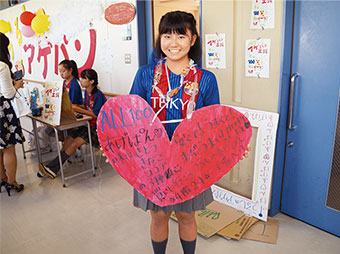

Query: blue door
[281,1,340,236]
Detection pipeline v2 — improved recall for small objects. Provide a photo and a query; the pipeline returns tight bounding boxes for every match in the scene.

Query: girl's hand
[13,79,24,90]
[100,147,110,163]
[241,144,251,160]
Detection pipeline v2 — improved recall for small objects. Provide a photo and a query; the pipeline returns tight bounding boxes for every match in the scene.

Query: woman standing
[0,33,25,196]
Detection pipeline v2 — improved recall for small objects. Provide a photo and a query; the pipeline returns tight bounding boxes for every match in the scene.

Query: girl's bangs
[80,70,88,79]
[159,20,188,35]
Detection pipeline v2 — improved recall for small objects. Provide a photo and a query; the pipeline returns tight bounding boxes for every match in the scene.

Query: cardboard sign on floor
[171,201,244,238]
[241,217,279,244]
[171,201,279,243]
[217,215,258,240]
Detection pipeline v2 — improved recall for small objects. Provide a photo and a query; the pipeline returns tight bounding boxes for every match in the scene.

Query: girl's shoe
[38,163,56,179]
[4,181,24,196]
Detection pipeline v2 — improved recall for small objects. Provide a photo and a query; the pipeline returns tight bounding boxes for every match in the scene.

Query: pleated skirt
[133,187,213,214]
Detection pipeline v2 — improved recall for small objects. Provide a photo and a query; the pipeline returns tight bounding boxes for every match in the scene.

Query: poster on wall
[205,33,226,69]
[250,0,275,29]
[42,81,63,125]
[245,38,271,78]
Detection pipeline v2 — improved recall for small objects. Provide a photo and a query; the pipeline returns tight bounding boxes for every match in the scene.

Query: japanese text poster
[250,0,275,29]
[205,33,226,69]
[245,39,271,78]
[42,81,63,125]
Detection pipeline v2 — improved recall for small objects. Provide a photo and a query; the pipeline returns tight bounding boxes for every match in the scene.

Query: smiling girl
[130,11,220,254]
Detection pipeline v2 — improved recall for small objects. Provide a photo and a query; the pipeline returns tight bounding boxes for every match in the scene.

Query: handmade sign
[205,33,226,69]
[212,106,279,221]
[250,0,275,30]
[42,81,63,125]
[97,95,252,206]
[104,2,136,25]
[245,38,271,78]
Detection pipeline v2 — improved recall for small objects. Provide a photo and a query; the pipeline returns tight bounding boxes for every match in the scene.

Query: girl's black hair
[0,32,15,79]
[80,68,99,94]
[59,59,79,80]
[155,11,202,64]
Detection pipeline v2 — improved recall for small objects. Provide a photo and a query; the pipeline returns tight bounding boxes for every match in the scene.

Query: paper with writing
[97,95,252,206]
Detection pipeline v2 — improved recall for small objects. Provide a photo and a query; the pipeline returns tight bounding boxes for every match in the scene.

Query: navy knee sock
[180,238,196,254]
[151,238,168,254]
[47,151,70,173]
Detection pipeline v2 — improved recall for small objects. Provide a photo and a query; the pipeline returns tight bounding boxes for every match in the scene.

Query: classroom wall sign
[0,0,139,95]
[245,38,271,78]
[22,29,96,79]
[205,33,226,69]
[104,2,136,25]
[250,0,275,30]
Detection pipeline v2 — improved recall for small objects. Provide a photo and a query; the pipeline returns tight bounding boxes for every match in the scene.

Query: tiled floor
[1,138,339,253]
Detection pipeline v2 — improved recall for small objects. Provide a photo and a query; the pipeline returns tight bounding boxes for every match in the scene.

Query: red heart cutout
[97,95,252,206]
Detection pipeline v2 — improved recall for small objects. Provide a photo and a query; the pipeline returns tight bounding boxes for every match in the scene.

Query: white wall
[0,0,139,95]
[202,0,283,112]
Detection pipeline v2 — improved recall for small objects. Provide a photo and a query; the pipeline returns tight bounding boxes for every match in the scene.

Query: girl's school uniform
[130,61,220,214]
[65,78,83,105]
[68,89,106,148]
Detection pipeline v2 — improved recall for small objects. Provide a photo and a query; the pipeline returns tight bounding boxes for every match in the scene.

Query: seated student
[43,59,83,139]
[38,69,106,179]
[59,59,83,106]
[39,60,83,177]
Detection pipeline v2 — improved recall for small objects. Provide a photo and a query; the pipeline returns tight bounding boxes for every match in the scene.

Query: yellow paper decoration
[14,17,22,46]
[31,8,50,37]
[0,20,11,33]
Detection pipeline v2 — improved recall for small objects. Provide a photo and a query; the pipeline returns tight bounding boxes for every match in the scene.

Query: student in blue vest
[58,59,83,105]
[39,69,106,179]
[129,11,223,254]
[130,11,251,254]
[40,59,84,174]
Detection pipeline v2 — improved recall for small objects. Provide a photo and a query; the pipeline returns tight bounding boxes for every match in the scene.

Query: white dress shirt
[0,61,16,99]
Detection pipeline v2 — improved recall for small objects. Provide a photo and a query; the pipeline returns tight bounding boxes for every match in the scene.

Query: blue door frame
[136,0,153,66]
[269,0,294,217]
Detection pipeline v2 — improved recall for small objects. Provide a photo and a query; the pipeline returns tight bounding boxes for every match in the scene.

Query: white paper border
[212,106,279,221]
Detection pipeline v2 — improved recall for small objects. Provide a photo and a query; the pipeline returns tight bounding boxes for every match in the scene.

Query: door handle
[288,73,300,130]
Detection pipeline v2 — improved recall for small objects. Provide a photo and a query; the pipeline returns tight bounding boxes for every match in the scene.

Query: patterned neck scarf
[151,58,202,123]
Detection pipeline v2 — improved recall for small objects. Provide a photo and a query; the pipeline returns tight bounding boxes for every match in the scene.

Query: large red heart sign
[97,95,252,207]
